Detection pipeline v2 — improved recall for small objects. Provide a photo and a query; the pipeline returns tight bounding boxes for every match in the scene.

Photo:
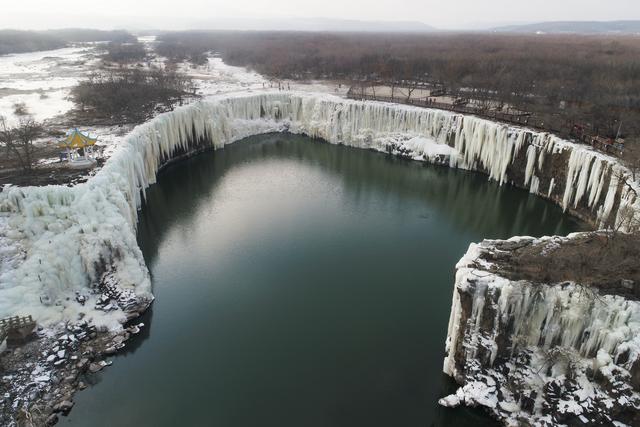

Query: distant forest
[156,31,640,139]
[0,29,135,55]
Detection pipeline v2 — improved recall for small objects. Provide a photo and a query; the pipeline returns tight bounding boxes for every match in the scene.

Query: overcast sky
[2,0,639,30]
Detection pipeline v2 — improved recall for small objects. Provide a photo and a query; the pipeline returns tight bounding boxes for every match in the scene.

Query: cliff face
[1,92,639,424]
[441,235,640,426]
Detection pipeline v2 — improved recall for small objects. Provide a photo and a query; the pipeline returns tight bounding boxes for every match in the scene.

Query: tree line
[102,40,148,64]
[155,31,640,139]
[0,29,136,55]
[0,116,43,173]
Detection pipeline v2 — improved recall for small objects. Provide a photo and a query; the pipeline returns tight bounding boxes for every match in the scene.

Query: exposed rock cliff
[441,234,640,426]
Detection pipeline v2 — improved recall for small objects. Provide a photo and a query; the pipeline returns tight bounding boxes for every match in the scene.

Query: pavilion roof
[59,129,97,149]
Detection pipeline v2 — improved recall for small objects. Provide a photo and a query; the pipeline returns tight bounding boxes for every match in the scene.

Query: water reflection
[62,133,584,427]
[138,133,584,267]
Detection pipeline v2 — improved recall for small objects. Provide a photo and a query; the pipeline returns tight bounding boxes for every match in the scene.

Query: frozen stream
[60,133,584,426]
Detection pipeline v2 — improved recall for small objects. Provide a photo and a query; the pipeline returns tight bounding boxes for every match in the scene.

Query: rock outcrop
[441,234,640,426]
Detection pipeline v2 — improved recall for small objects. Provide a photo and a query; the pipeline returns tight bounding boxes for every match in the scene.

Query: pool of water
[61,133,584,426]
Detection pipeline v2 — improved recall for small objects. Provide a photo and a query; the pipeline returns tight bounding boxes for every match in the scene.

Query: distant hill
[187,17,436,33]
[0,30,64,56]
[493,20,640,34]
[43,29,135,43]
[278,18,435,33]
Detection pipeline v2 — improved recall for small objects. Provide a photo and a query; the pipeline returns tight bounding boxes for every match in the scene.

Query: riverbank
[1,320,145,426]
[0,268,150,426]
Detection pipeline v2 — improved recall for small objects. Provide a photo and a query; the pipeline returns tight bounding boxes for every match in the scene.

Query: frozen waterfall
[0,92,638,327]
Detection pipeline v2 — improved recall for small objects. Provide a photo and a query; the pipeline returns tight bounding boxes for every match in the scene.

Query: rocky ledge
[0,269,151,426]
[440,232,640,426]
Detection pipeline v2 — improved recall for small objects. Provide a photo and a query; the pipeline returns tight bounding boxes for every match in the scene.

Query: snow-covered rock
[442,235,640,426]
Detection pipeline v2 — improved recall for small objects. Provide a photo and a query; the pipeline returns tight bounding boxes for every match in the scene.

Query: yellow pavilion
[58,128,98,167]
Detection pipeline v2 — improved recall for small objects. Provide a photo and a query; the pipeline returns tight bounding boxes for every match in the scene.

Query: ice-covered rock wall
[442,236,640,425]
[1,92,638,329]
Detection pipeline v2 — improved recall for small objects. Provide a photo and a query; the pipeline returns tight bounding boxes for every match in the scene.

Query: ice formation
[1,92,638,330]
[442,236,640,425]
[444,237,640,379]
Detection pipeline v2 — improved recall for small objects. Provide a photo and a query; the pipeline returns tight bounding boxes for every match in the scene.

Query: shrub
[103,41,147,64]
[72,67,196,122]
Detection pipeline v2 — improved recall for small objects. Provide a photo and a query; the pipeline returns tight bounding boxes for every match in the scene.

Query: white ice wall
[1,92,638,327]
[444,235,640,379]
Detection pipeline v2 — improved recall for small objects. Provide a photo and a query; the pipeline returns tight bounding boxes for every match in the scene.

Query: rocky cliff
[441,234,640,426]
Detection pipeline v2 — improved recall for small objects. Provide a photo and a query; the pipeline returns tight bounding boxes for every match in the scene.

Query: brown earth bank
[0,163,103,187]
[479,232,640,300]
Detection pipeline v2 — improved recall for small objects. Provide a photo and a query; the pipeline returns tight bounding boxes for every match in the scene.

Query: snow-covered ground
[181,55,346,98]
[0,36,347,161]
[0,46,102,126]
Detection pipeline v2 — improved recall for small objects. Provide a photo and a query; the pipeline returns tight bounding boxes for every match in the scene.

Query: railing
[347,89,549,129]
[346,88,624,156]
[0,315,36,343]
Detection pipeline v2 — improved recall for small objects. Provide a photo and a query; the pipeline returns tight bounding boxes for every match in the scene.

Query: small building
[59,128,98,169]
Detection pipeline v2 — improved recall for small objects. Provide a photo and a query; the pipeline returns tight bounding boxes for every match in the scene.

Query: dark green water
[62,133,584,427]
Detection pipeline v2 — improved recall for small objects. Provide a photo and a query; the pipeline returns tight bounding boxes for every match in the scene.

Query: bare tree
[0,116,43,172]
[616,203,640,235]
[160,31,640,144]
[405,80,420,103]
[598,169,640,256]
[72,67,196,122]
[622,138,640,182]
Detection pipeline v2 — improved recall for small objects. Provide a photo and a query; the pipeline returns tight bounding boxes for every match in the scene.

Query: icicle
[598,173,620,227]
[548,178,555,198]
[530,176,540,194]
[451,239,640,374]
[525,145,537,186]
[2,92,639,326]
